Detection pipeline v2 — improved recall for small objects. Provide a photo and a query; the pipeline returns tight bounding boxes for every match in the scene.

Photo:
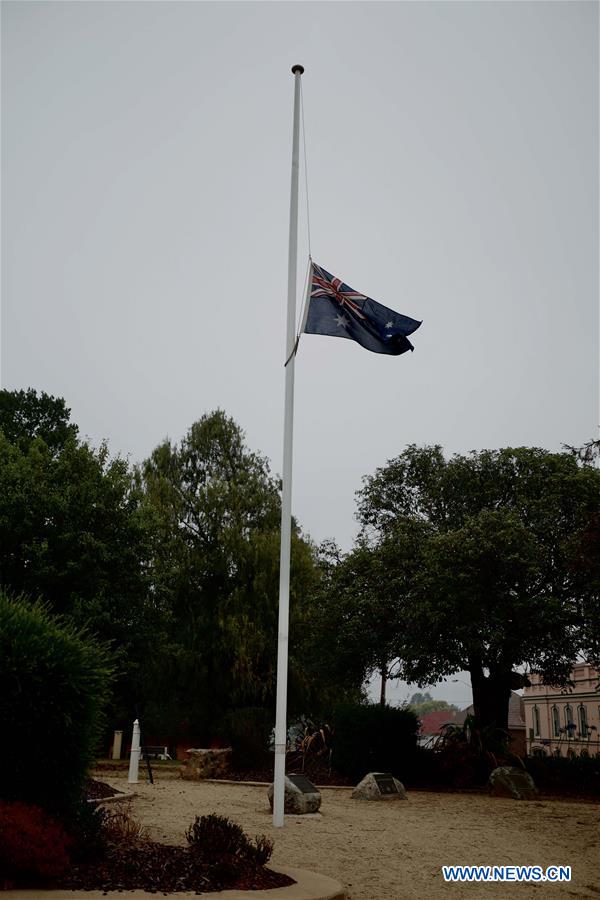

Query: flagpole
[273,63,304,829]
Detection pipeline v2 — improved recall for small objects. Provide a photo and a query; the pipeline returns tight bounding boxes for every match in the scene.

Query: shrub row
[0,591,114,816]
[330,702,420,781]
[524,754,600,797]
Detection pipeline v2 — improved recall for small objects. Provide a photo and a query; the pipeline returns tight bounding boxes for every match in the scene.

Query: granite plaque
[287,773,318,794]
[373,773,400,795]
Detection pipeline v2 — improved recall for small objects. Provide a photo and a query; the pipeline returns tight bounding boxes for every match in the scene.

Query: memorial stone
[488,766,539,800]
[352,772,407,801]
[267,774,322,814]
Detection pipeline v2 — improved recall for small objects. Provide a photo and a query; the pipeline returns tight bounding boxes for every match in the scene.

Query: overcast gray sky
[2,1,598,706]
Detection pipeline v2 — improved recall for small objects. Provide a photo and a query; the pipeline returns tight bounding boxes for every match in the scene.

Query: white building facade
[522,663,599,757]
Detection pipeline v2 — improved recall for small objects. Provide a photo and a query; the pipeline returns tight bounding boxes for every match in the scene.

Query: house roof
[418,708,462,735]
[458,691,526,730]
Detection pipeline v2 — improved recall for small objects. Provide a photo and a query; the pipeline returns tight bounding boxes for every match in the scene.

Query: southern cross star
[385,321,394,329]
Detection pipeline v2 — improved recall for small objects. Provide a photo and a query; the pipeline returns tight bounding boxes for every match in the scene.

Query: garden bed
[53,842,294,893]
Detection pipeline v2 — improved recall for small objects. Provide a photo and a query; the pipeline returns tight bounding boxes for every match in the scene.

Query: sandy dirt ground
[99,774,599,900]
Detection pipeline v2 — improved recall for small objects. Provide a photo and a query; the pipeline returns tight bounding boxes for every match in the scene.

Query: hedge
[0,591,115,815]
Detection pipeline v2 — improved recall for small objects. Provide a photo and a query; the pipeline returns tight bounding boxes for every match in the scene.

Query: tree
[303,519,432,707]
[0,590,114,815]
[0,388,155,728]
[353,445,600,732]
[408,695,460,715]
[408,691,433,706]
[136,410,321,737]
[0,388,78,455]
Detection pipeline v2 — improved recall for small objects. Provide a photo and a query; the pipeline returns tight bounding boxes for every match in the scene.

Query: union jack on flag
[303,261,421,356]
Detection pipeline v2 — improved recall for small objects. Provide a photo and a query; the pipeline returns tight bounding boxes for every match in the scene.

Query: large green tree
[0,388,154,728]
[345,445,600,732]
[304,526,425,706]
[136,410,321,738]
[0,388,78,455]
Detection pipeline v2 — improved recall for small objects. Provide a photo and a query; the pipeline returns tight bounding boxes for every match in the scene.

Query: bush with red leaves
[0,800,72,888]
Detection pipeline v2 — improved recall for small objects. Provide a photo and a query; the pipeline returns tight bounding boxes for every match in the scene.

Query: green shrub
[401,746,449,788]
[186,813,273,879]
[524,754,600,797]
[0,801,72,888]
[217,707,273,769]
[330,702,419,781]
[423,717,514,788]
[63,798,108,863]
[0,591,115,816]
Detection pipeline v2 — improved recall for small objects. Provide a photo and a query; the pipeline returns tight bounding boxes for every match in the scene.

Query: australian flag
[304,262,421,356]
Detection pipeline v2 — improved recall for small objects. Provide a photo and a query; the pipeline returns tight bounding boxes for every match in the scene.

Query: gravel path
[99,774,599,900]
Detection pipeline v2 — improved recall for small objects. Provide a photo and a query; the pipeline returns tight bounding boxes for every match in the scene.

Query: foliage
[428,715,519,787]
[0,801,72,888]
[409,698,460,715]
[0,591,115,816]
[0,394,147,623]
[217,707,273,770]
[342,444,600,730]
[0,389,155,729]
[186,814,273,874]
[400,747,448,789]
[290,539,368,714]
[63,798,108,863]
[0,388,78,455]
[524,753,600,798]
[288,721,333,774]
[136,410,322,736]
[299,530,425,705]
[408,691,433,706]
[102,805,152,846]
[330,702,419,781]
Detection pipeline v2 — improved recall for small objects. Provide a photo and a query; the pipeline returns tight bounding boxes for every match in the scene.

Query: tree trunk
[469,660,512,732]
[379,665,387,706]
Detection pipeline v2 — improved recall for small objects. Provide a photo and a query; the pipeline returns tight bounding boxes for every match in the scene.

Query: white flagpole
[273,63,304,828]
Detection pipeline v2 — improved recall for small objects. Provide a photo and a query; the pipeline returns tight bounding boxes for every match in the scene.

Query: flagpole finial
[291,64,304,75]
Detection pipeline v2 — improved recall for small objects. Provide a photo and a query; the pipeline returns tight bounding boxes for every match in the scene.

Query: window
[565,704,575,738]
[578,705,588,736]
[551,705,560,738]
[533,705,540,738]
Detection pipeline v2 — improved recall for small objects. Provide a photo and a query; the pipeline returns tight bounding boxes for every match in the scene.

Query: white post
[128,719,141,784]
[273,63,304,828]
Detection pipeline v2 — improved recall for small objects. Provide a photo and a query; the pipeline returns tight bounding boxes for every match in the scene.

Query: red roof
[418,692,525,736]
[418,709,461,735]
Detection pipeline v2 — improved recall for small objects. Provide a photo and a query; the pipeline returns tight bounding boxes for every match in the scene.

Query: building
[417,708,462,747]
[452,692,526,756]
[522,663,600,757]
[417,694,526,755]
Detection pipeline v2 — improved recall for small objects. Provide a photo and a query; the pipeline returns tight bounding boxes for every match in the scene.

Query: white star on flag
[334,313,350,329]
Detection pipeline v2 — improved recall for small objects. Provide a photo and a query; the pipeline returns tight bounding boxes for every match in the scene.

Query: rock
[351,772,407,801]
[267,775,322,814]
[489,766,539,800]
[180,748,232,780]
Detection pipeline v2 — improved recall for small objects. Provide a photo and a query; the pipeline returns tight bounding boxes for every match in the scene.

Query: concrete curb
[86,791,137,805]
[93,768,352,791]
[1,866,346,900]
[197,779,353,791]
